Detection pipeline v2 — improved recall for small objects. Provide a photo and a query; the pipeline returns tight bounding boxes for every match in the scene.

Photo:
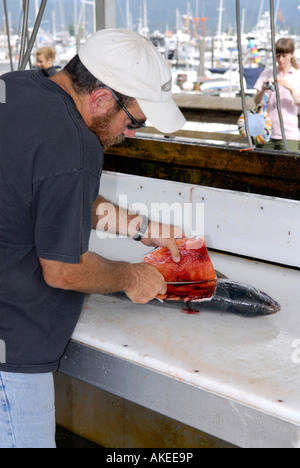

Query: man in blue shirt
[0,29,185,448]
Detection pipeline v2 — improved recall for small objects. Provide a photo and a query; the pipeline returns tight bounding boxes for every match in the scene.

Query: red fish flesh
[157,280,217,302]
[143,238,217,283]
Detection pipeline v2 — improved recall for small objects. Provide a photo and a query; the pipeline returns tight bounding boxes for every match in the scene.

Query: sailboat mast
[74,0,78,30]
[216,0,224,57]
[143,0,149,35]
[257,0,264,26]
[126,0,132,30]
[217,0,224,37]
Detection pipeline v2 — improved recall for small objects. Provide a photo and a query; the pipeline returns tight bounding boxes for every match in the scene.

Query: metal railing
[236,0,290,151]
[269,0,290,151]
[2,0,48,71]
[236,0,254,149]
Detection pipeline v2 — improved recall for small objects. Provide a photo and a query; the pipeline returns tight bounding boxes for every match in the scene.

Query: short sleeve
[254,70,265,91]
[295,70,300,93]
[254,69,272,92]
[33,170,99,264]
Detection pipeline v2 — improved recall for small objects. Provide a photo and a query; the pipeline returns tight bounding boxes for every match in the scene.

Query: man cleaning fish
[0,29,186,448]
[0,27,282,450]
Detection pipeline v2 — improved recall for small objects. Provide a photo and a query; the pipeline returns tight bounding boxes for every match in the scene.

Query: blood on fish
[157,281,217,302]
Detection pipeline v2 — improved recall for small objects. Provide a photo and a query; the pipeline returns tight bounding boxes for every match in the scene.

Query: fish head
[215,280,281,317]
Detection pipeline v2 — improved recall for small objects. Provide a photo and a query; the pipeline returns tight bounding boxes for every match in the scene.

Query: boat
[0,0,94,75]
[1,0,299,97]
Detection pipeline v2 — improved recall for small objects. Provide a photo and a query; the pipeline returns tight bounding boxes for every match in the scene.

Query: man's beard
[88,109,126,151]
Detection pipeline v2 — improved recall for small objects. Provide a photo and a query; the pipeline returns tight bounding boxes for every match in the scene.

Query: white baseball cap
[79,29,186,134]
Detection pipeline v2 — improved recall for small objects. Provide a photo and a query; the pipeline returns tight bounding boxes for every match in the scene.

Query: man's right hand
[40,252,166,304]
[124,263,167,304]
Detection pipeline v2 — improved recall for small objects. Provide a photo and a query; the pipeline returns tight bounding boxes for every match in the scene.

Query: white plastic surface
[73,251,300,432]
[71,171,300,446]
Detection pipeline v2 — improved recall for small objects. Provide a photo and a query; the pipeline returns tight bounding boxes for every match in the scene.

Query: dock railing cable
[269,0,290,152]
[3,0,14,71]
[236,0,254,149]
[18,0,30,70]
[19,0,48,70]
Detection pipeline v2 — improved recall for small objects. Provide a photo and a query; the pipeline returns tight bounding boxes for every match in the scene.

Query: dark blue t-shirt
[0,70,103,373]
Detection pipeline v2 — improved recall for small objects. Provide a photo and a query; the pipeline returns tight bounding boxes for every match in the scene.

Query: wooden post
[198,38,206,78]
[95,0,116,31]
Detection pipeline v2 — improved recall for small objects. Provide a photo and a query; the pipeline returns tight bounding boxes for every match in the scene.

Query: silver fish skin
[188,279,281,317]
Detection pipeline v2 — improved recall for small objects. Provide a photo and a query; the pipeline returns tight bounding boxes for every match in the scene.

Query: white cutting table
[59,172,300,449]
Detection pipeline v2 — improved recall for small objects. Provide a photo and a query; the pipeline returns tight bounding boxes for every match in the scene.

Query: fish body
[106,278,280,317]
[139,239,281,318]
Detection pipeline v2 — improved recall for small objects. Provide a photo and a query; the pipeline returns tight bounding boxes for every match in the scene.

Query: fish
[140,239,281,318]
[107,279,280,317]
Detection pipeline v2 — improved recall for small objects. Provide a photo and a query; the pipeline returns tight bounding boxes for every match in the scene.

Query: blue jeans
[0,372,56,448]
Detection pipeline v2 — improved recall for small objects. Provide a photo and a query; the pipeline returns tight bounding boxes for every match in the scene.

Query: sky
[0,0,299,36]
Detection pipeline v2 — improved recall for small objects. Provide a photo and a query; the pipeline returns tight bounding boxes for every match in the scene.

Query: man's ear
[89,88,114,116]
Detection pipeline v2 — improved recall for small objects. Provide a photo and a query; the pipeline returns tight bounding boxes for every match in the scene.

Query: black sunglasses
[101,86,147,130]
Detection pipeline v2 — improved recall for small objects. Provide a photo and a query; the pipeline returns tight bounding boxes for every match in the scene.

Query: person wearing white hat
[45,28,186,296]
[78,29,186,135]
[0,29,185,447]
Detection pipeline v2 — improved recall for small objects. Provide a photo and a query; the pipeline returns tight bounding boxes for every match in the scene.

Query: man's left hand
[141,221,185,263]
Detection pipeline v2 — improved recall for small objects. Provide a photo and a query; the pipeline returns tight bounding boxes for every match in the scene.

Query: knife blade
[166,279,217,285]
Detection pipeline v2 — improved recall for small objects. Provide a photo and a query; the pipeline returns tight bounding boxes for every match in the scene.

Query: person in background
[254,38,300,152]
[36,47,58,76]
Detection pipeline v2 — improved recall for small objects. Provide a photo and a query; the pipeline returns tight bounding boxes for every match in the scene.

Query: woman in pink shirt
[254,38,300,152]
